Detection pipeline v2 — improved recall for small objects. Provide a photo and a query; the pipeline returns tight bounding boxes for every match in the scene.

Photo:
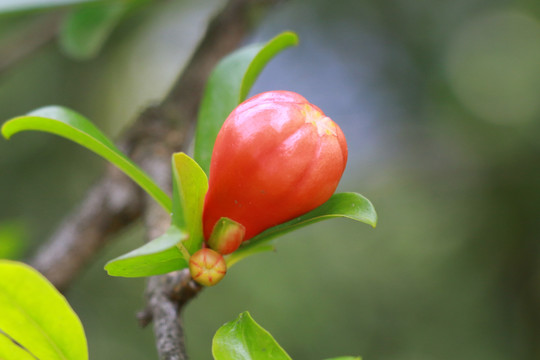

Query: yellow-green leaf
[0,260,88,360]
[105,225,188,278]
[171,152,208,254]
[0,331,36,360]
[2,105,171,212]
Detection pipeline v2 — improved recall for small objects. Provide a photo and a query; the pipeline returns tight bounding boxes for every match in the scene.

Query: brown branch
[138,1,274,358]
[26,0,257,290]
[29,108,182,290]
[0,12,62,76]
[26,0,280,358]
[30,165,143,291]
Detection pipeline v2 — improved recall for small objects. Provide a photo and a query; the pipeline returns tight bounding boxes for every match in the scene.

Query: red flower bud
[207,217,246,255]
[189,248,227,286]
[202,90,348,247]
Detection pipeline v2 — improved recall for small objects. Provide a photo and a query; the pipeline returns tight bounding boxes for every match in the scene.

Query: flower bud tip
[189,248,227,286]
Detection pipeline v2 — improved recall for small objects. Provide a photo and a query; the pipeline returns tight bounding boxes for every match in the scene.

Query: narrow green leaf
[213,311,292,360]
[105,225,188,278]
[171,152,208,254]
[228,193,377,264]
[0,0,95,14]
[1,105,171,212]
[226,245,274,268]
[0,260,88,360]
[194,31,299,174]
[59,2,127,60]
[239,32,299,101]
[0,220,27,259]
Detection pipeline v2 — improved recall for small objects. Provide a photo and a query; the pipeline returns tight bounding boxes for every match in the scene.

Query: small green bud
[207,217,246,255]
[189,248,227,286]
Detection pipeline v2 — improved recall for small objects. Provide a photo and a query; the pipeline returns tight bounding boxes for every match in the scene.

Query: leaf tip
[103,262,114,275]
[103,265,123,278]
[1,120,15,140]
[370,211,378,228]
[237,311,252,322]
[370,205,378,228]
[280,30,300,45]
[359,194,378,228]
[103,257,125,277]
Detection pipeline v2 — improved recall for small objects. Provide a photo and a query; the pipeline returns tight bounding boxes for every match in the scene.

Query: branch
[28,111,179,290]
[25,0,280,358]
[26,0,269,290]
[30,165,143,291]
[0,12,62,76]
[139,1,274,358]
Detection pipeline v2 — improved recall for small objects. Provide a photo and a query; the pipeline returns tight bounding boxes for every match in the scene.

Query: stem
[25,0,281,358]
[177,242,192,261]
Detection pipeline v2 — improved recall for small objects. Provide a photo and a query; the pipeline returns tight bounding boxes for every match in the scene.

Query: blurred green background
[1,0,540,359]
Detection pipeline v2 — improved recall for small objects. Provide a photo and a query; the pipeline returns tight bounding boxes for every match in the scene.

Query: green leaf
[0,220,27,259]
[0,330,37,360]
[59,2,127,60]
[1,105,172,212]
[228,193,377,265]
[0,260,88,360]
[226,244,274,268]
[105,225,188,278]
[213,311,292,360]
[194,31,299,174]
[171,152,208,254]
[0,0,95,14]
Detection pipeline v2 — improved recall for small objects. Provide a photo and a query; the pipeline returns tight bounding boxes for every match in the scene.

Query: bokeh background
[1,0,540,359]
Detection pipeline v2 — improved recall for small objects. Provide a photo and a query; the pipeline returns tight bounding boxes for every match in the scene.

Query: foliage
[0,27,376,358]
[1,106,172,211]
[0,260,88,360]
[213,312,361,360]
[171,152,208,254]
[0,221,26,259]
[2,0,539,359]
[194,31,299,175]
[2,32,377,280]
[59,1,131,60]
[0,0,152,60]
[104,226,188,277]
[0,263,359,360]
[213,311,292,360]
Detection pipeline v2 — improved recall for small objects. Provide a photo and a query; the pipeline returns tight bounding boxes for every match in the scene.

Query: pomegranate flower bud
[203,90,348,246]
[189,248,227,286]
[207,217,246,255]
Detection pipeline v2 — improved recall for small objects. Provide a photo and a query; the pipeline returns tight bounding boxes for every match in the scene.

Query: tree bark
[27,0,280,358]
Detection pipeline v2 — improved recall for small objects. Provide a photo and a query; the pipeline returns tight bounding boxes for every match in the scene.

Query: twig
[26,0,280,358]
[138,1,272,358]
[0,12,62,76]
[30,165,143,291]
[28,112,177,290]
[26,0,254,290]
